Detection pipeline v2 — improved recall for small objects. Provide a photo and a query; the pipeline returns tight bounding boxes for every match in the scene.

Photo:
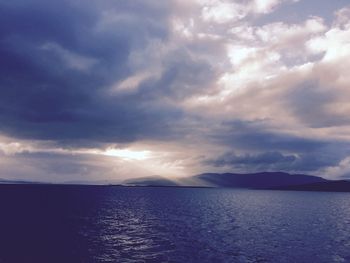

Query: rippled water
[0,185,349,263]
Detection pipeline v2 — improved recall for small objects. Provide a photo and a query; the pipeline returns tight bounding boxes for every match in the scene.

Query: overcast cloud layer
[1,0,350,182]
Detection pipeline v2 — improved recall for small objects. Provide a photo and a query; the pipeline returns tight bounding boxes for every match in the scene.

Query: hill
[124,172,350,192]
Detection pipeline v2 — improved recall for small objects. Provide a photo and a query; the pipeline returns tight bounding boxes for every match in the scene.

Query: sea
[0,185,349,263]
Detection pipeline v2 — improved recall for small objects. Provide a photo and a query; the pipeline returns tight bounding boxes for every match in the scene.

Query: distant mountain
[0,178,43,184]
[2,173,350,192]
[124,172,350,192]
[123,176,179,187]
[62,179,122,185]
[271,180,350,192]
[194,172,328,189]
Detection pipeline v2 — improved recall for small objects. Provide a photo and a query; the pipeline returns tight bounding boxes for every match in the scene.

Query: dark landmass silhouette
[124,172,350,192]
[1,172,350,192]
[123,176,179,187]
[194,172,327,188]
[0,178,42,184]
[270,180,350,192]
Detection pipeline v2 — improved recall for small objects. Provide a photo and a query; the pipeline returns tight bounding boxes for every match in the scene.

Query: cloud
[40,42,98,71]
[0,0,189,144]
[199,0,290,24]
[252,0,282,14]
[321,156,350,179]
[206,151,297,170]
[204,146,345,175]
[1,0,350,180]
[201,1,247,24]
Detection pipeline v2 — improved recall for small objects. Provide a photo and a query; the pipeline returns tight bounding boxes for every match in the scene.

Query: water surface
[0,185,349,262]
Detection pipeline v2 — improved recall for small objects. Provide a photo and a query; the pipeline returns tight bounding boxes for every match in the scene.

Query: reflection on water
[0,185,349,262]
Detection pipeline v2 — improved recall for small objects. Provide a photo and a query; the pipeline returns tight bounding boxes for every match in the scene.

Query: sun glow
[103,148,151,160]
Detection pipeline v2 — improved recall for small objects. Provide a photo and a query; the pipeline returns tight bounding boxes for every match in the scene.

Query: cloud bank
[1,0,350,181]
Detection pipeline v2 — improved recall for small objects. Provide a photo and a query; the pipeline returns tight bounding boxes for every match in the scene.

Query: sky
[1,0,350,182]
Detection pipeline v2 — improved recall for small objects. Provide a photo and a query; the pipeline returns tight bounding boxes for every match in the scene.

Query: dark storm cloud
[208,151,296,166]
[286,80,350,128]
[139,52,217,101]
[205,150,342,173]
[0,0,199,145]
[215,120,328,152]
[204,120,350,173]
